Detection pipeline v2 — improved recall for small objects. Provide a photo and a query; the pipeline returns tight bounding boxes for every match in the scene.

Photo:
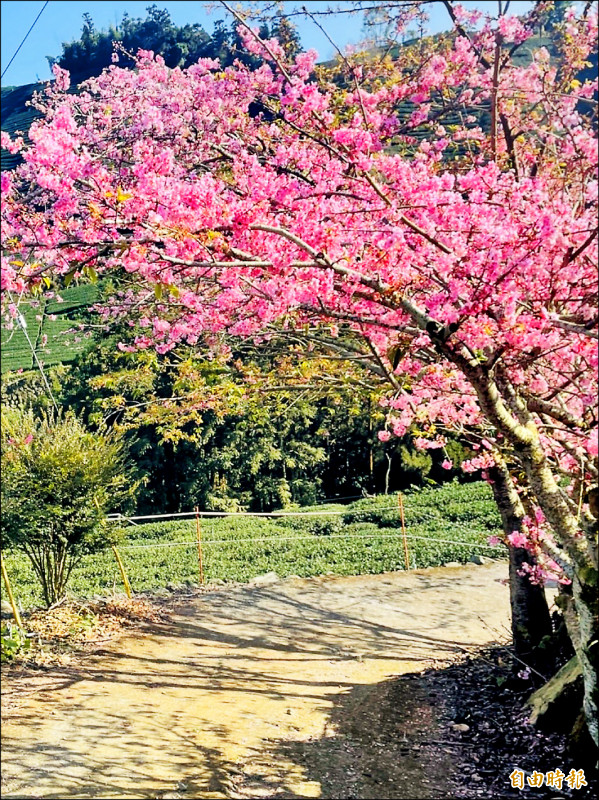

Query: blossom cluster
[1,3,597,585]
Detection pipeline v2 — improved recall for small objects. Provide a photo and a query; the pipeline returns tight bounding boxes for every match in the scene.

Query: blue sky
[1,1,534,88]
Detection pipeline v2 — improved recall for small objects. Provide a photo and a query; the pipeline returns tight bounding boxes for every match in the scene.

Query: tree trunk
[569,571,599,749]
[489,461,552,668]
[508,547,553,665]
[459,363,598,747]
[384,451,392,495]
[517,441,598,749]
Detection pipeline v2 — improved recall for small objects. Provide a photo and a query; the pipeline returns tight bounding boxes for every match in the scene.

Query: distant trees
[50,315,459,514]
[540,0,574,32]
[47,4,302,83]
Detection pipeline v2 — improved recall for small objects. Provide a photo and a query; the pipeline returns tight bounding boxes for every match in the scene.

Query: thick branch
[524,392,588,430]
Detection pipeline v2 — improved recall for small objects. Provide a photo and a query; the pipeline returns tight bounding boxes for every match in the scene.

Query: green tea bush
[3,482,505,608]
[306,518,343,536]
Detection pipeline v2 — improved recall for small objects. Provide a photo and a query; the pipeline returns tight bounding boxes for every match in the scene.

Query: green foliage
[1,622,30,662]
[54,321,359,512]
[22,308,475,515]
[1,407,136,606]
[305,517,344,537]
[399,443,433,481]
[48,5,302,83]
[3,301,478,521]
[3,280,478,521]
[4,482,504,608]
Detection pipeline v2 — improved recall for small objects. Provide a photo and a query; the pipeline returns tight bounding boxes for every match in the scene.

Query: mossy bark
[527,654,582,729]
[457,361,598,748]
[489,461,552,668]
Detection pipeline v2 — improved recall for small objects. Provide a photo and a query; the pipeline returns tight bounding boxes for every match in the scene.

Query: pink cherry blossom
[0,2,596,598]
[508,531,528,549]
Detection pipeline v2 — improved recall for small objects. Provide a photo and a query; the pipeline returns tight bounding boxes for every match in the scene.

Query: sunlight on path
[1,563,510,799]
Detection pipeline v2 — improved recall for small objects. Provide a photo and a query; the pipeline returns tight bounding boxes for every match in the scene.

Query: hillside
[1,83,40,171]
[0,33,562,166]
[0,283,99,373]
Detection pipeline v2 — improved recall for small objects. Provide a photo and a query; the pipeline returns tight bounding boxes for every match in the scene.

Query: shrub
[1,622,30,662]
[1,407,136,606]
[307,517,343,536]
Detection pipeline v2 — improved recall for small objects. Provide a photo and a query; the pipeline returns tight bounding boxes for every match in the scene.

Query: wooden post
[112,546,132,599]
[1,552,24,628]
[195,506,205,585]
[398,493,410,570]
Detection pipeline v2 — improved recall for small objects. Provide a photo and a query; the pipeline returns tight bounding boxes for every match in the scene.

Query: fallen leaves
[6,596,170,668]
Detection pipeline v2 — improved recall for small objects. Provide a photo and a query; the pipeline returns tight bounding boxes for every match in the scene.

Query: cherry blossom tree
[1,1,597,741]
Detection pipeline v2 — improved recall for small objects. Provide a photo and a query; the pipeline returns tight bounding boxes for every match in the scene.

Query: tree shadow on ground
[1,670,460,799]
[241,653,598,800]
[233,671,459,799]
[1,569,516,799]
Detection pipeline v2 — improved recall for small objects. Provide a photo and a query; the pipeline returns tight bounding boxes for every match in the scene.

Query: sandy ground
[1,562,512,799]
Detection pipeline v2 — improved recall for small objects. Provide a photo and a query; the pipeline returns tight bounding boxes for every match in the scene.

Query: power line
[1,1,49,81]
[6,290,60,413]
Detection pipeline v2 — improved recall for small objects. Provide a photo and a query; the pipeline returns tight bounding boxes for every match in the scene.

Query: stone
[250,571,280,587]
[443,562,462,568]
[451,723,470,732]
[1,600,14,618]
[469,554,488,565]
[527,655,582,731]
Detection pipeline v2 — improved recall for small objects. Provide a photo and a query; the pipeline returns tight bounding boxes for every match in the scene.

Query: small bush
[1,407,136,606]
[1,622,30,662]
[307,518,343,536]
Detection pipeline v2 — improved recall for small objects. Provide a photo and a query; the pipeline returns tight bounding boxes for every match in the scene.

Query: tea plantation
[0,284,99,373]
[4,481,505,608]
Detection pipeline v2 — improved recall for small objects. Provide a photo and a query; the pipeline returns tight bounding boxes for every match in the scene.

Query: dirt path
[1,562,511,799]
